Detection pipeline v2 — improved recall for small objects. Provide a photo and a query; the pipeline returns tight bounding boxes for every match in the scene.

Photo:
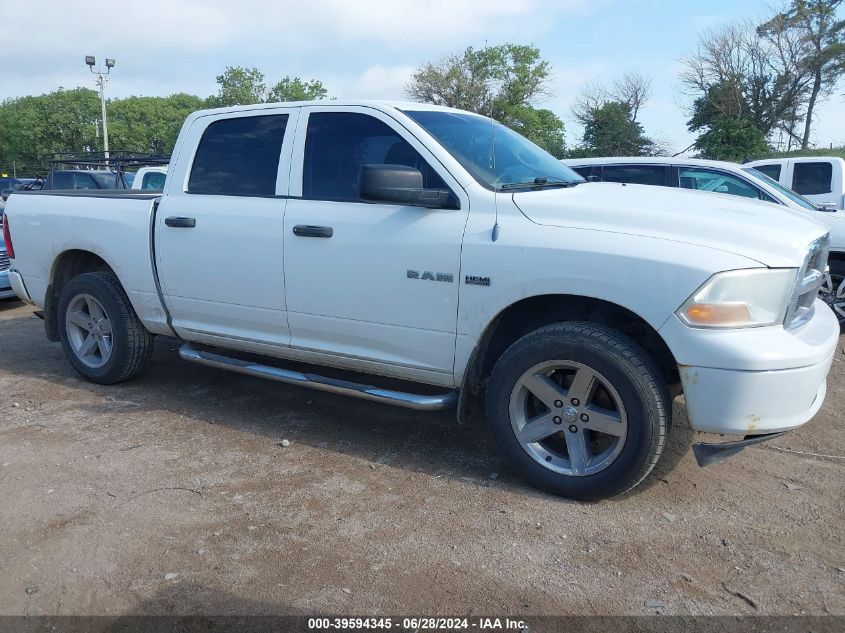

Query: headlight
[677,268,797,328]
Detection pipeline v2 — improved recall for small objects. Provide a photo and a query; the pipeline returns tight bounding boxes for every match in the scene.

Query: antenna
[487,40,500,242]
[487,41,496,176]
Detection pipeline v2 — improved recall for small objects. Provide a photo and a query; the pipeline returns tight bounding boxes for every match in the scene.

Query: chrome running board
[179,343,458,411]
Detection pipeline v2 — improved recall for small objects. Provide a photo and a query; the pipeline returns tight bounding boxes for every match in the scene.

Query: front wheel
[820,260,845,329]
[485,322,669,501]
[58,272,154,384]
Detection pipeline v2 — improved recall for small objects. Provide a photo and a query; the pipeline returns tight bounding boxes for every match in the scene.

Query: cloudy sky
[1,0,843,152]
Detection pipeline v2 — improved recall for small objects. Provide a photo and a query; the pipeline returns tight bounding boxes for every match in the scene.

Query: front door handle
[165,216,196,228]
[293,225,333,238]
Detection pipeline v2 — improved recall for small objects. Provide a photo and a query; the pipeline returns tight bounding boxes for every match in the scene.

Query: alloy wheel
[65,293,114,368]
[820,272,845,324]
[508,360,628,476]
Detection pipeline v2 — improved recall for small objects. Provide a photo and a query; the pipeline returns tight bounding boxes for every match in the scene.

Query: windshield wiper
[499,177,581,190]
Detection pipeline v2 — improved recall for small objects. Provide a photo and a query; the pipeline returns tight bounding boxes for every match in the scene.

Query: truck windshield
[743,168,818,211]
[403,110,583,191]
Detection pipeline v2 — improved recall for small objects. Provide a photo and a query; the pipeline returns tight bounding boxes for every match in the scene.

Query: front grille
[0,250,9,271]
[785,234,830,328]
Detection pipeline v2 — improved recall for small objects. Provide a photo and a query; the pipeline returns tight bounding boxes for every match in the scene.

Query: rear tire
[57,272,154,384]
[485,322,669,501]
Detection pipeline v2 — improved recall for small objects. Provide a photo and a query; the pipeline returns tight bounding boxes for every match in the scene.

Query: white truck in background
[746,156,845,211]
[3,100,839,500]
[130,166,168,191]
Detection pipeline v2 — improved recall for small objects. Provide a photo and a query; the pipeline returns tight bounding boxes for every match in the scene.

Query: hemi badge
[465,275,490,286]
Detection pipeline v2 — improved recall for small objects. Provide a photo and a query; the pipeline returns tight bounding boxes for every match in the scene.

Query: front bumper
[679,361,830,435]
[660,299,839,436]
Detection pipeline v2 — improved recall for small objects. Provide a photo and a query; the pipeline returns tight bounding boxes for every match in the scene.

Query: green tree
[0,67,335,175]
[686,82,745,132]
[681,23,809,145]
[572,72,653,125]
[692,115,769,161]
[405,46,496,113]
[506,106,566,157]
[571,71,665,156]
[108,93,207,154]
[405,44,566,156]
[0,88,100,170]
[577,101,656,157]
[759,0,845,149]
[686,82,770,160]
[208,66,267,107]
[267,76,328,102]
[208,67,331,106]
[687,81,769,162]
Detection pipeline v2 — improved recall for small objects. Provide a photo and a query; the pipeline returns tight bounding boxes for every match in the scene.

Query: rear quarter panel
[4,193,170,334]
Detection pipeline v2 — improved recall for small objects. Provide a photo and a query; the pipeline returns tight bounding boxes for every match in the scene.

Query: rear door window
[572,166,599,180]
[753,164,782,180]
[74,173,100,189]
[51,173,74,189]
[792,162,833,195]
[189,114,288,196]
[601,165,667,186]
[142,172,167,190]
[678,167,763,200]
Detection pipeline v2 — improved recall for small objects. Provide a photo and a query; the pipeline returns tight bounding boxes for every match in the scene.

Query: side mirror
[359,164,450,208]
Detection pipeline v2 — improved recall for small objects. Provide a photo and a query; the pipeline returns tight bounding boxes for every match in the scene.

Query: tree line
[559,0,843,160]
[1,0,842,176]
[0,70,328,175]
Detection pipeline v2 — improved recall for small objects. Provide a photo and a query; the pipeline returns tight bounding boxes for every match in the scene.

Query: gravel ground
[0,299,843,617]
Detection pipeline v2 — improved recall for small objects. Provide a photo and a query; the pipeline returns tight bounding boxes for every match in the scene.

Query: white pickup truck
[747,156,845,211]
[3,101,839,500]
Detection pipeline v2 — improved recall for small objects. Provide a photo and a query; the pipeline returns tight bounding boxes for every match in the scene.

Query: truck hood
[512,182,828,268]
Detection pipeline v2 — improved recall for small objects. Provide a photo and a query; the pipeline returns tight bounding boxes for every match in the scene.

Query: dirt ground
[1,298,843,617]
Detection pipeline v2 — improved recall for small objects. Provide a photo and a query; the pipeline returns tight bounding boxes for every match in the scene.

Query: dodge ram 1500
[4,101,839,500]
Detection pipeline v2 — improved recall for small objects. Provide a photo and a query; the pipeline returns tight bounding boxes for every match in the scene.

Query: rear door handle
[165,216,196,228]
[293,225,333,238]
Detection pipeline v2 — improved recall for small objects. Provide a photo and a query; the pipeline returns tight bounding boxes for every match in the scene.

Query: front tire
[486,322,669,501]
[57,272,154,384]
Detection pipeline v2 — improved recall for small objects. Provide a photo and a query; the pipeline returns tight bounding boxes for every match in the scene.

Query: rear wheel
[820,260,845,329]
[485,322,669,500]
[58,272,154,384]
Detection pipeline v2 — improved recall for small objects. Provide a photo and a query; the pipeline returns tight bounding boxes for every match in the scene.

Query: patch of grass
[752,147,845,160]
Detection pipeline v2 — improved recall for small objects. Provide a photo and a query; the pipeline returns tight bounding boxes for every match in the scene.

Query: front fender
[454,208,761,383]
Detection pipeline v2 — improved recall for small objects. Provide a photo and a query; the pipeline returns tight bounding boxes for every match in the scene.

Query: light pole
[85,55,115,160]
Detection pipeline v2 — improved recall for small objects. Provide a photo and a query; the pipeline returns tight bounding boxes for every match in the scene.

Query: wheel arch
[457,294,680,423]
[828,250,845,266]
[824,251,845,328]
[44,249,117,342]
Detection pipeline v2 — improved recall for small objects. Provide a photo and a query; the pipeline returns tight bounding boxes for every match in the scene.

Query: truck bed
[5,190,170,336]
